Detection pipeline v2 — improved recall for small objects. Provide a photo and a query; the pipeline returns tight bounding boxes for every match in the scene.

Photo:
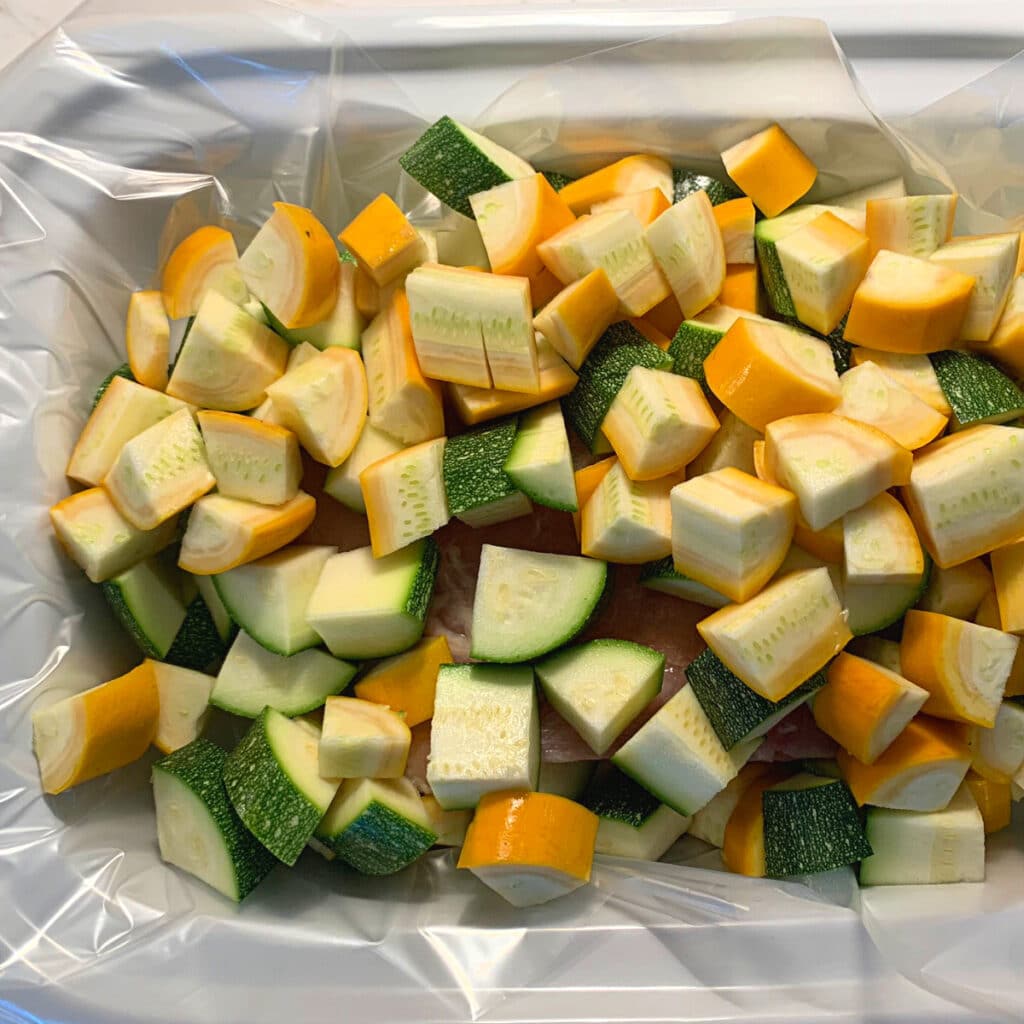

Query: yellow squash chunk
[720,124,817,218]
[161,225,247,319]
[900,609,1019,727]
[645,191,726,318]
[929,232,1021,343]
[991,540,1024,634]
[843,249,976,353]
[166,291,289,412]
[704,318,839,431]
[581,459,672,563]
[318,696,412,779]
[671,467,796,603]
[698,566,851,701]
[538,209,670,317]
[457,790,599,907]
[974,592,1024,699]
[903,424,1024,568]
[848,347,951,415]
[602,366,719,481]
[362,289,444,445]
[793,517,845,564]
[571,456,616,539]
[919,558,993,619]
[470,173,576,285]
[837,716,971,811]
[592,186,671,227]
[151,661,215,755]
[558,154,673,215]
[104,407,215,530]
[240,202,340,329]
[979,274,1024,375]
[721,765,794,876]
[967,701,1024,783]
[713,197,755,264]
[447,335,576,424]
[835,360,948,451]
[360,437,450,558]
[339,193,428,287]
[764,413,912,531]
[31,662,159,794]
[533,268,619,370]
[813,653,928,765]
[354,634,451,728]
[126,291,170,391]
[265,347,368,467]
[719,263,759,314]
[689,410,761,477]
[249,340,322,425]
[323,423,404,514]
[965,771,1012,833]
[178,491,315,575]
[196,410,301,505]
[843,492,924,586]
[690,761,778,847]
[529,268,564,310]
[355,266,380,319]
[644,292,685,338]
[50,487,177,583]
[285,260,364,351]
[865,194,957,259]
[66,376,189,487]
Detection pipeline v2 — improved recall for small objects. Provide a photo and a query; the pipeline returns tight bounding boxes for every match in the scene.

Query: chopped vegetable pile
[37,115,1024,907]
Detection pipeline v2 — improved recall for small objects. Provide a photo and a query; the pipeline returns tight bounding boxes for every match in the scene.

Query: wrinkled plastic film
[0,5,1022,1021]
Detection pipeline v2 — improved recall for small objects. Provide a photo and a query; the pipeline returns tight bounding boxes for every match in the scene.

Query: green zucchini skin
[777,313,852,374]
[929,350,1024,429]
[92,363,135,409]
[582,765,662,828]
[541,170,577,192]
[165,594,230,671]
[672,168,743,207]
[442,417,520,518]
[668,321,725,395]
[323,798,436,876]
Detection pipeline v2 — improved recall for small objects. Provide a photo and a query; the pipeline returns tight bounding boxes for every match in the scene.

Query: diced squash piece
[967,700,1024,783]
[581,460,672,563]
[504,402,577,511]
[991,541,1024,634]
[865,194,957,260]
[103,407,214,530]
[530,268,564,310]
[644,191,726,318]
[339,193,427,287]
[713,197,755,264]
[538,210,670,317]
[265,347,367,467]
[672,168,744,207]
[240,202,339,330]
[639,557,730,608]
[848,347,951,415]
[837,716,971,811]
[689,410,760,477]
[704,318,839,431]
[835,361,948,450]
[125,291,170,391]
[719,263,758,313]
[602,366,718,481]
[319,696,411,779]
[930,349,1024,431]
[355,266,380,318]
[919,559,993,619]
[690,763,780,848]
[721,765,794,876]
[644,292,685,338]
[162,225,248,319]
[842,492,924,586]
[178,492,316,575]
[362,289,444,445]
[558,155,672,215]
[720,124,816,218]
[197,411,301,505]
[965,771,1012,833]
[571,456,616,539]
[765,413,912,531]
[533,268,619,370]
[813,653,928,765]
[151,662,215,755]
[980,274,1024,375]
[900,609,1019,727]
[793,518,845,565]
[698,567,851,701]
[361,437,450,558]
[469,173,575,286]
[407,264,538,392]
[843,249,976,353]
[276,260,363,351]
[66,376,189,487]
[458,790,598,907]
[929,232,1020,343]
[31,662,159,795]
[167,291,289,411]
[354,634,450,728]
[323,424,403,514]
[592,186,670,228]
[671,467,796,603]
[903,424,1024,568]
[774,211,870,334]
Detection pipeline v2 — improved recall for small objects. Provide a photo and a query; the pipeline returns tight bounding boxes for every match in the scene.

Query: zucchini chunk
[721,765,794,876]
[339,193,428,287]
[720,123,817,218]
[842,492,924,586]
[672,167,743,207]
[667,303,770,395]
[504,402,577,511]
[323,423,403,514]
[638,557,730,608]
[267,260,363,351]
[581,460,673,564]
[691,763,778,848]
[929,349,1024,430]
[318,696,411,779]
[864,194,956,259]
[101,556,188,659]
[442,417,529,528]
[151,662,215,755]
[427,664,539,810]
[537,760,596,800]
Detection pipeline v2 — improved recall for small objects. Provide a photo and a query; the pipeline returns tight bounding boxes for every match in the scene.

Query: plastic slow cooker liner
[0,3,1022,1021]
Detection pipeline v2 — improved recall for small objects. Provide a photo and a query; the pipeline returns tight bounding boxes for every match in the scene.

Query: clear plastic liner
[0,4,1021,1020]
